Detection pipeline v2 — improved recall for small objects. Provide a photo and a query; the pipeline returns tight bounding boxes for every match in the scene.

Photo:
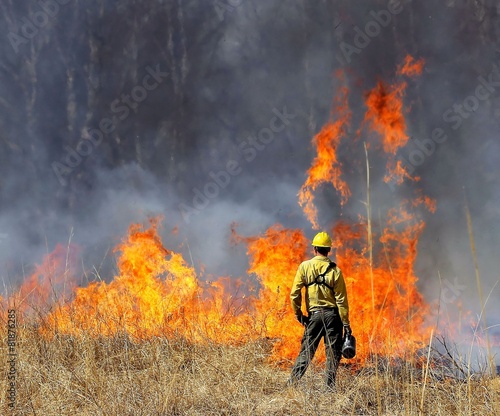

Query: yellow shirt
[290,255,350,325]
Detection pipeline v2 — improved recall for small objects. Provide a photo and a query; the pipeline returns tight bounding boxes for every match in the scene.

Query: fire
[9,243,79,317]
[298,72,351,229]
[398,55,424,78]
[233,224,309,363]
[393,159,419,186]
[40,218,254,344]
[3,55,438,367]
[363,80,408,155]
[333,211,431,359]
[362,54,424,184]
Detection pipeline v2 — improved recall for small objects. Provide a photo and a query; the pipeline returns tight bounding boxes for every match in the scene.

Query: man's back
[290,255,349,325]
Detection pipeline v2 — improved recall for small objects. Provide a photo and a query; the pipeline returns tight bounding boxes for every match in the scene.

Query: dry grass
[1,324,499,416]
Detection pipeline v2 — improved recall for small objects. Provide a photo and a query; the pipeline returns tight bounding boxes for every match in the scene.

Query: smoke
[1,0,499,363]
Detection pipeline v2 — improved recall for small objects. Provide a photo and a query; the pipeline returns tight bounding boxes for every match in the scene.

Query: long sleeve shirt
[290,255,350,325]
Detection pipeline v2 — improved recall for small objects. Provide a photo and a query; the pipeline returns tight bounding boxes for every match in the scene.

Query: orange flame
[233,224,309,364]
[363,80,408,155]
[9,244,78,317]
[298,73,351,229]
[333,208,432,359]
[398,55,424,77]
[42,218,254,344]
[363,55,425,184]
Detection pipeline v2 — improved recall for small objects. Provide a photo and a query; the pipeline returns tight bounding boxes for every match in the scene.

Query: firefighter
[287,231,351,389]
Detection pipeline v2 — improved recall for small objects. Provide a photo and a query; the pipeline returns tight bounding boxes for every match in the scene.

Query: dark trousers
[289,308,343,387]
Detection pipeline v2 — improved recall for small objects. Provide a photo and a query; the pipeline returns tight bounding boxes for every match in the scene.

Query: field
[2,324,499,416]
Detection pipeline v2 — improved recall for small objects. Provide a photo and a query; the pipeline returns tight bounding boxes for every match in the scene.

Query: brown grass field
[1,323,499,416]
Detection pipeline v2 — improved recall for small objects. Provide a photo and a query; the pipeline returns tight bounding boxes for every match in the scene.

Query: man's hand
[343,324,352,337]
[297,314,310,326]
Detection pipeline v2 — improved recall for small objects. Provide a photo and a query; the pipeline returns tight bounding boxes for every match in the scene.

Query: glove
[343,324,352,337]
[297,314,310,326]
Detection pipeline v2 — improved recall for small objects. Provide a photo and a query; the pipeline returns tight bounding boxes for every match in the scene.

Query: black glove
[343,324,352,337]
[297,314,310,326]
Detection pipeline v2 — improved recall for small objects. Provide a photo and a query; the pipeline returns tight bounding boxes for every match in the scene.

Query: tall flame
[363,54,424,184]
[298,72,351,229]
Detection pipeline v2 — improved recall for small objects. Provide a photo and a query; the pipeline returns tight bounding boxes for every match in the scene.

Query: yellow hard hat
[311,231,332,248]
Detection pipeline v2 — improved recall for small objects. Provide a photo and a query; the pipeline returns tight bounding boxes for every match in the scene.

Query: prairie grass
[1,323,498,415]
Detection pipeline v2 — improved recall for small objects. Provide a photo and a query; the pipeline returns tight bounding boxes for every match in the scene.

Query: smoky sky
[1,0,499,356]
